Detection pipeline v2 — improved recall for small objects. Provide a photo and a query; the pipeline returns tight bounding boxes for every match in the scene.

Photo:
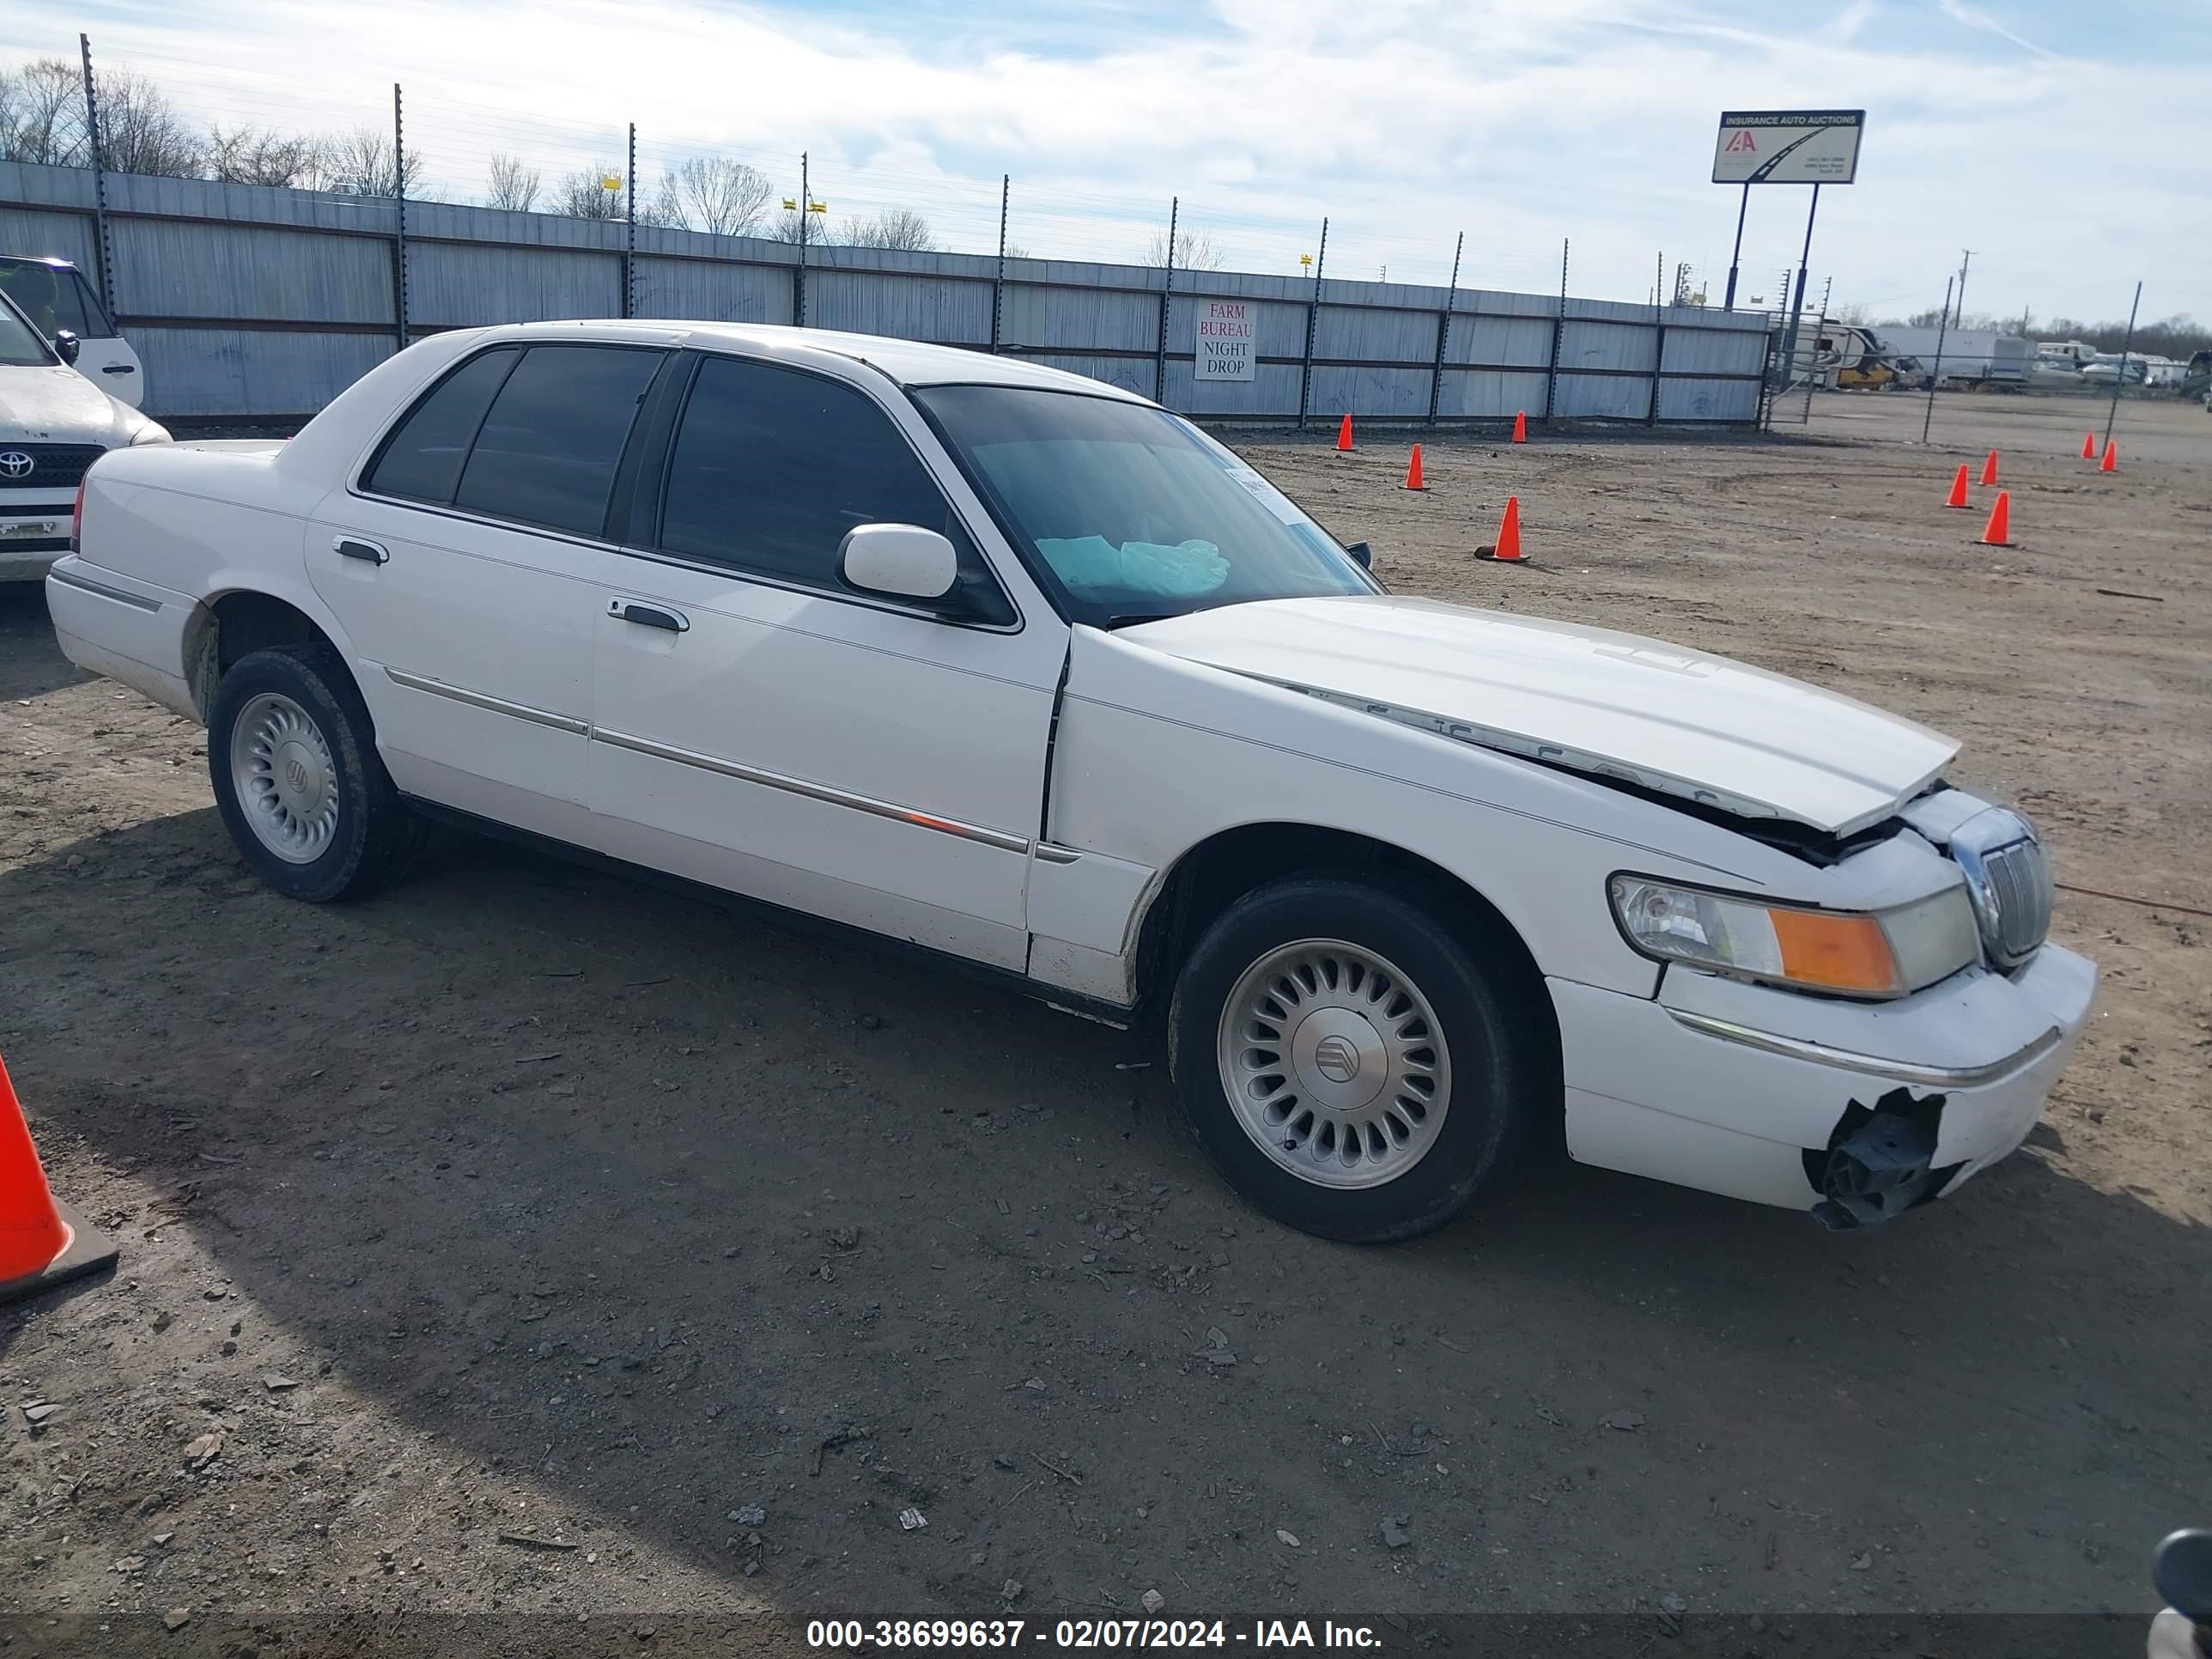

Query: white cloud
[5,0,2203,322]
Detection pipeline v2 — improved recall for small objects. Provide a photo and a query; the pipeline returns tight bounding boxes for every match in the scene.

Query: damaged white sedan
[46,321,2095,1241]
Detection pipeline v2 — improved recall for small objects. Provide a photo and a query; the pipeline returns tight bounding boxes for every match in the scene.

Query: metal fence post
[1800,275,1830,424]
[1543,238,1567,422]
[623,122,636,320]
[1920,276,1953,445]
[2105,279,2142,446]
[392,83,409,349]
[990,173,1008,354]
[794,151,810,327]
[1649,270,1666,428]
[1155,197,1177,404]
[1428,230,1462,427]
[1297,216,1327,429]
[77,34,116,317]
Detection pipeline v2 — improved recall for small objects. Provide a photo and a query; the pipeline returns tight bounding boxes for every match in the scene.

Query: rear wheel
[207,644,423,902]
[1169,877,1542,1242]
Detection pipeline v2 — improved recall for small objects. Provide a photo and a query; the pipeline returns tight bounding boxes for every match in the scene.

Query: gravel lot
[2,389,2206,1653]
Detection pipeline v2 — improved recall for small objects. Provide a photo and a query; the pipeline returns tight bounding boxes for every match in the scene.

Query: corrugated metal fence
[3,161,1774,427]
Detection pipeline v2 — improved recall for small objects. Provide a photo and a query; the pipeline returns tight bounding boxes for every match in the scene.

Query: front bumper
[1,496,73,581]
[1550,942,2098,1221]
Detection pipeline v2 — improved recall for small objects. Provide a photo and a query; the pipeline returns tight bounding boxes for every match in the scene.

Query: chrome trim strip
[1665,1007,2065,1088]
[46,566,161,613]
[592,726,1031,854]
[1034,843,1082,865]
[382,667,590,736]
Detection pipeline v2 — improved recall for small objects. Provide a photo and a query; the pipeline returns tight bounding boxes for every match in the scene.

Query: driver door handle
[101,363,136,374]
[610,598,689,633]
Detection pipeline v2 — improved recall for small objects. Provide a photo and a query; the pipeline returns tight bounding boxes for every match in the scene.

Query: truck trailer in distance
[1875,328,2034,391]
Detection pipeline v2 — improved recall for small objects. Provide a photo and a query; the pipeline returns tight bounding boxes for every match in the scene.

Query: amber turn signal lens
[1766,908,1905,994]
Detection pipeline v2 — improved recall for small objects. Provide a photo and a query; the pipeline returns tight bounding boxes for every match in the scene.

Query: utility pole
[1954,249,1974,328]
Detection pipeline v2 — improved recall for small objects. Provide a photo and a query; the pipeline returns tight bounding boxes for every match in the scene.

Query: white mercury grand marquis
[46,321,2097,1242]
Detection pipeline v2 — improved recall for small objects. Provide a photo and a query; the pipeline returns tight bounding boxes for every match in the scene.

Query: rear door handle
[610,599,688,633]
[101,363,136,374]
[335,536,389,565]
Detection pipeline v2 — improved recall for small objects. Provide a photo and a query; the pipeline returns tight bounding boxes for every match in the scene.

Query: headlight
[130,421,173,445]
[1608,875,1978,998]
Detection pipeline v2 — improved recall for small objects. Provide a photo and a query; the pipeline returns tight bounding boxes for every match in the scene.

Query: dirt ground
[1,389,2206,1651]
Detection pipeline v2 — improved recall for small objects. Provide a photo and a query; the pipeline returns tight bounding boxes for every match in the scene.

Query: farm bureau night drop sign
[1196,300,1255,383]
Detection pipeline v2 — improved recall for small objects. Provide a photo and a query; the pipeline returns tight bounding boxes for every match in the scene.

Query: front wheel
[1169,877,1545,1243]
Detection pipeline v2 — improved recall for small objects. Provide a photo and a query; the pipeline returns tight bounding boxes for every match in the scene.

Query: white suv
[0,286,168,582]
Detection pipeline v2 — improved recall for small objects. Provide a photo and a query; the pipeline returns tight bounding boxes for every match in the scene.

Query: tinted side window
[659,355,1012,623]
[456,345,665,538]
[0,260,92,338]
[362,348,519,505]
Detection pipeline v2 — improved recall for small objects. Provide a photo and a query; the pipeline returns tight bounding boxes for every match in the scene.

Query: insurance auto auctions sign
[1195,300,1255,382]
[1712,110,1865,185]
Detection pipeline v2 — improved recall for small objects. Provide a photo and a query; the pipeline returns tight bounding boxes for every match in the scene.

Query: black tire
[1168,876,1545,1243]
[206,643,424,902]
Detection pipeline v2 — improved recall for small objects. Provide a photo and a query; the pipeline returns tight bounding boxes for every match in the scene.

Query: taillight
[70,480,86,553]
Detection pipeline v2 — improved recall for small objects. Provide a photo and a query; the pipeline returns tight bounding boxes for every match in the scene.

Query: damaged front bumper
[1548,942,2098,1223]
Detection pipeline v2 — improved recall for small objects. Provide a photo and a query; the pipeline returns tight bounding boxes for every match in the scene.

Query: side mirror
[53,330,80,366]
[1344,541,1372,570]
[840,523,959,603]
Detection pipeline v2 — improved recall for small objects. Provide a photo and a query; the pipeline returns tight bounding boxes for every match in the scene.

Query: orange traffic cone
[2081,432,2096,460]
[1510,410,1528,444]
[2100,440,2118,473]
[1479,495,1525,562]
[1979,450,2000,487]
[1335,414,1354,453]
[1403,445,1425,490]
[1944,464,1972,508]
[0,1054,117,1305]
[1977,490,2014,547]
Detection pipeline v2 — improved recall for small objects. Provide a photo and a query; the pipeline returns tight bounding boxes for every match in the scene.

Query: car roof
[484,319,1153,403]
[0,253,78,270]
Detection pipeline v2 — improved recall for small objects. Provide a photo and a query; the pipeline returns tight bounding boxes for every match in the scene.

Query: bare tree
[206,124,324,187]
[762,206,827,245]
[94,68,204,177]
[0,58,90,167]
[651,155,772,236]
[838,208,937,252]
[322,127,425,197]
[1144,227,1224,270]
[549,163,626,220]
[486,151,541,212]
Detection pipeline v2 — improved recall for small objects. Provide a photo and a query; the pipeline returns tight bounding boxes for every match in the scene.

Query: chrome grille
[1950,808,2052,969]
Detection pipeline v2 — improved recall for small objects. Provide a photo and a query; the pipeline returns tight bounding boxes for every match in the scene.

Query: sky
[6,0,2205,327]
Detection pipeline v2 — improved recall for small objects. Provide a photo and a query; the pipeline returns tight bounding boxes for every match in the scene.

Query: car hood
[0,363,142,445]
[1117,596,1959,837]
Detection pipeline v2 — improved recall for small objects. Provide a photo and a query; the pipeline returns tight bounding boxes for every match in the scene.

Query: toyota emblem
[0,451,33,481]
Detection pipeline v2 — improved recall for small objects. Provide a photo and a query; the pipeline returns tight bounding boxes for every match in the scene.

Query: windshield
[0,289,56,368]
[914,385,1377,627]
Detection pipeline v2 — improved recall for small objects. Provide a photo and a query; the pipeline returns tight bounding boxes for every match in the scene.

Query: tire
[206,643,424,902]
[1168,876,1545,1243]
